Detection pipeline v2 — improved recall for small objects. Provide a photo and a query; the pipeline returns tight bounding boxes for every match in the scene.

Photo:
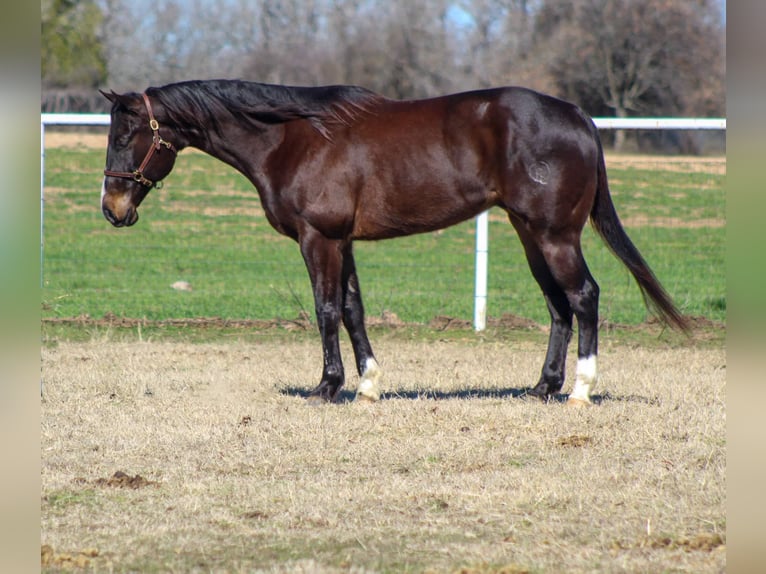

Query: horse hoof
[566,397,592,408]
[527,381,562,402]
[355,391,378,403]
[525,388,554,403]
[356,359,382,402]
[355,382,380,403]
[305,395,330,406]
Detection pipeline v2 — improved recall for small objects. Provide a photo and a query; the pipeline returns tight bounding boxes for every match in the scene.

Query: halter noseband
[103,93,177,188]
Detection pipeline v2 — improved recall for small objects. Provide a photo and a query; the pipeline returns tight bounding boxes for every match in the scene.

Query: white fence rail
[41,114,726,327]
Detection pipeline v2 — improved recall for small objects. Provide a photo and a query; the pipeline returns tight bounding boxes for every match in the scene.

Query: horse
[100,79,688,406]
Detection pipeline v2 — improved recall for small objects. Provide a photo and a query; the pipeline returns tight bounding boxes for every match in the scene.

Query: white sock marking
[570,355,597,403]
[356,358,382,402]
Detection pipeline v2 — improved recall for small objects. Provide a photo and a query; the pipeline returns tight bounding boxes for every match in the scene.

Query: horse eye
[112,127,134,148]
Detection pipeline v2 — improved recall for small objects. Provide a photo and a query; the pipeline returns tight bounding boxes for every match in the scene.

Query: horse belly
[351,176,491,240]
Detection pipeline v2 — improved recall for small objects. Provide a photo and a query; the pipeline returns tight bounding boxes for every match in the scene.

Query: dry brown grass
[41,337,725,572]
[44,131,108,150]
[604,153,726,175]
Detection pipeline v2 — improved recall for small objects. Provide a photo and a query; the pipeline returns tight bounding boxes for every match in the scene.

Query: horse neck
[182,121,284,185]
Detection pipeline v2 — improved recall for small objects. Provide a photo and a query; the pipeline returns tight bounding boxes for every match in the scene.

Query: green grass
[42,148,725,326]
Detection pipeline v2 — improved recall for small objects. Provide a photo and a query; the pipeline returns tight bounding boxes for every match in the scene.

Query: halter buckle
[131,170,154,187]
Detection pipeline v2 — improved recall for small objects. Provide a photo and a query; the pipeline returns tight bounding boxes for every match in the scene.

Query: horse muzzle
[101,178,141,227]
[102,203,139,227]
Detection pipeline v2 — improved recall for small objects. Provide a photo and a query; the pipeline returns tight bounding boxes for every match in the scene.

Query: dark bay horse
[100,80,687,406]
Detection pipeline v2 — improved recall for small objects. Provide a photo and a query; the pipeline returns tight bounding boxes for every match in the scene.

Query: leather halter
[103,93,177,188]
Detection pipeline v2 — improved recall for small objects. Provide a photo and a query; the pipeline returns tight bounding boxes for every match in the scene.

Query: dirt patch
[43,312,315,332]
[557,434,592,448]
[42,312,723,337]
[429,313,543,331]
[604,314,724,332]
[605,153,726,175]
[41,545,99,569]
[92,471,158,489]
[612,532,725,553]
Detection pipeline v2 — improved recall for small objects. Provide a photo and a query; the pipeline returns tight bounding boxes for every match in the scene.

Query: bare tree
[454,0,539,89]
[245,0,459,99]
[532,0,725,149]
[102,0,262,89]
[91,0,724,152]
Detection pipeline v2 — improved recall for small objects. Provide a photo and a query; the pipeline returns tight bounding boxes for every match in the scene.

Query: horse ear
[100,89,142,113]
[99,89,118,103]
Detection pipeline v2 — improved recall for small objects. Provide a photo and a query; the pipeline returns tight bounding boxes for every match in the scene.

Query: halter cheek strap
[104,93,177,188]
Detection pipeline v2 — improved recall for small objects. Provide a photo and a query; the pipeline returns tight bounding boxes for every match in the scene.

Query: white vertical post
[41,120,45,288]
[474,210,489,331]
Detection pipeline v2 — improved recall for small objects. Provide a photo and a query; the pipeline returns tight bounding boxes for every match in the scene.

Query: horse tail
[589,134,690,332]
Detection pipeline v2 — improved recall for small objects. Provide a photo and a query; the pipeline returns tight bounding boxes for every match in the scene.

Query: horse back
[269,87,600,241]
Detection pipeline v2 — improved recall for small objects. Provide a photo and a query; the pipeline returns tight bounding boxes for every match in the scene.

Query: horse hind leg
[511,219,600,404]
[511,220,574,399]
[563,267,599,406]
[539,237,600,406]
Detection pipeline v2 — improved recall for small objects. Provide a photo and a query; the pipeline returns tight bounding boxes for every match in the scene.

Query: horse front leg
[340,244,382,402]
[300,231,346,404]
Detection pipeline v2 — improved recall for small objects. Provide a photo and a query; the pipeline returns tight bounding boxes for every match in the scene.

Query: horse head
[100,90,179,227]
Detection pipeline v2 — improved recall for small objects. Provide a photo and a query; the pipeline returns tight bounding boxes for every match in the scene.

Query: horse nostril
[103,205,117,225]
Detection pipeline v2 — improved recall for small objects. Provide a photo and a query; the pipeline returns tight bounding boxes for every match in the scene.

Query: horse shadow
[280,387,660,406]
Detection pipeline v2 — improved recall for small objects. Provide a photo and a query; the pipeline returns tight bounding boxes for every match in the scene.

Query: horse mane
[146,79,384,141]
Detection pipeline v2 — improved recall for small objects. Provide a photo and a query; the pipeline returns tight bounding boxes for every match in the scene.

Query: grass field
[41,134,725,328]
[41,337,725,573]
[41,134,726,572]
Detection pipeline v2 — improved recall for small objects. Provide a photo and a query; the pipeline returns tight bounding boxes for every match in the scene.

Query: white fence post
[473,210,489,331]
[40,120,46,288]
